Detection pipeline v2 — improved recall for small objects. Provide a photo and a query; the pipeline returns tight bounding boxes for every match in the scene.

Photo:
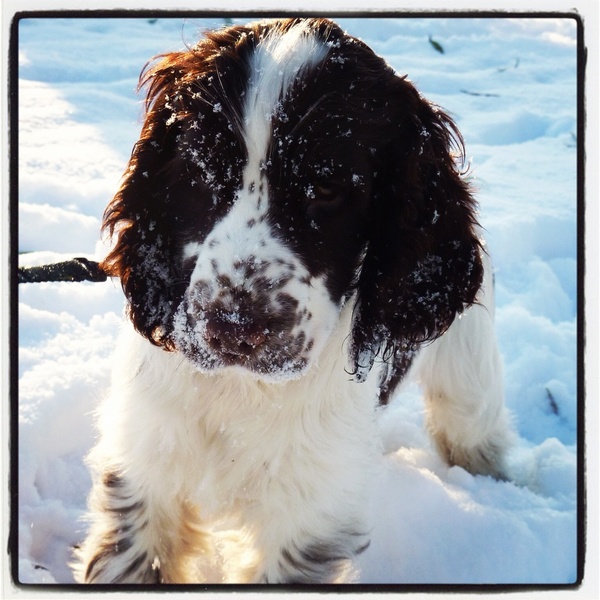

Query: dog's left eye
[311,183,345,208]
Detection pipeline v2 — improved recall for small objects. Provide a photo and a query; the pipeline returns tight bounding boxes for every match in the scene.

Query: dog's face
[102,18,483,382]
[168,21,375,380]
[173,154,370,380]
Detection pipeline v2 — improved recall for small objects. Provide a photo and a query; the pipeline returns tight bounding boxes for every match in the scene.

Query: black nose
[203,311,267,357]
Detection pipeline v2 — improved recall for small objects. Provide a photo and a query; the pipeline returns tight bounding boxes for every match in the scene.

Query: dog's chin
[179,344,311,384]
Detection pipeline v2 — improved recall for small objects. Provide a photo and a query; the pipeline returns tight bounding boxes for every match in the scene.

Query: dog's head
[102,18,483,382]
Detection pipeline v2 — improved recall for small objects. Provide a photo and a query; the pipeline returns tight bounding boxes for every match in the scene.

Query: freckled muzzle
[172,276,315,381]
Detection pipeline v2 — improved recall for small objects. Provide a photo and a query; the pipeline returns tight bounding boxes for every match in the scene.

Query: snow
[12,12,586,591]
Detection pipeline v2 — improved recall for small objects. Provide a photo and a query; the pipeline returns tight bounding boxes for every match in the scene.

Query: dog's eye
[311,183,345,207]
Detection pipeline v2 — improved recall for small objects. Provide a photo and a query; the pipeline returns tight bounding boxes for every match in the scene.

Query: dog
[73,17,512,584]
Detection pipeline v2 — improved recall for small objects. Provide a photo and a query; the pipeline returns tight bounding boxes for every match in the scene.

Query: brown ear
[100,53,190,348]
[350,82,483,380]
[100,33,259,347]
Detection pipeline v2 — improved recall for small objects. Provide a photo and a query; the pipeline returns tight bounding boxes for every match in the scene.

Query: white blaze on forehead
[243,21,328,176]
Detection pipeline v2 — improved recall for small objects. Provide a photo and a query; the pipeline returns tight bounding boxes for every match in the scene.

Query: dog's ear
[350,79,484,381]
[101,53,191,348]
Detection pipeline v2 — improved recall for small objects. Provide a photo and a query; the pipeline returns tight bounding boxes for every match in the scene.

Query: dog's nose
[203,311,267,357]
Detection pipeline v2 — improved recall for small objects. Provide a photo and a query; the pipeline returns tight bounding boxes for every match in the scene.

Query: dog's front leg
[244,459,373,585]
[250,516,370,584]
[75,470,162,583]
[74,469,208,584]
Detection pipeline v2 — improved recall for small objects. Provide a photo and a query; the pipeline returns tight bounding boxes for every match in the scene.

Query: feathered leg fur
[418,251,512,479]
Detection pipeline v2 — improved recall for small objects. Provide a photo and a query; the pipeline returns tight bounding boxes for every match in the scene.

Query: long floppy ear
[350,80,484,381]
[100,52,193,348]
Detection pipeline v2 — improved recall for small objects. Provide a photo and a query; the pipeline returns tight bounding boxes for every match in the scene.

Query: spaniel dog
[74,18,512,585]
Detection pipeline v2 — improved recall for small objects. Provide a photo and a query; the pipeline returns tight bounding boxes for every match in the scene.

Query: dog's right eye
[314,183,340,200]
[310,183,346,209]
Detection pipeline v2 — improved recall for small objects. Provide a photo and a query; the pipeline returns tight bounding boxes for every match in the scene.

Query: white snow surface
[15,15,581,587]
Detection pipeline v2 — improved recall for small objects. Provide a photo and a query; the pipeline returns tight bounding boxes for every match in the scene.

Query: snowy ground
[14,14,582,588]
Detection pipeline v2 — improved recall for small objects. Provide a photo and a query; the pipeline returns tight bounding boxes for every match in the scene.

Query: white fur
[76,304,379,583]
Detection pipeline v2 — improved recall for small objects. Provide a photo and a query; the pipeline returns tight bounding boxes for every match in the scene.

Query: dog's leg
[241,450,374,583]
[249,514,370,584]
[73,468,209,583]
[75,470,160,584]
[418,253,513,479]
[72,329,217,584]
